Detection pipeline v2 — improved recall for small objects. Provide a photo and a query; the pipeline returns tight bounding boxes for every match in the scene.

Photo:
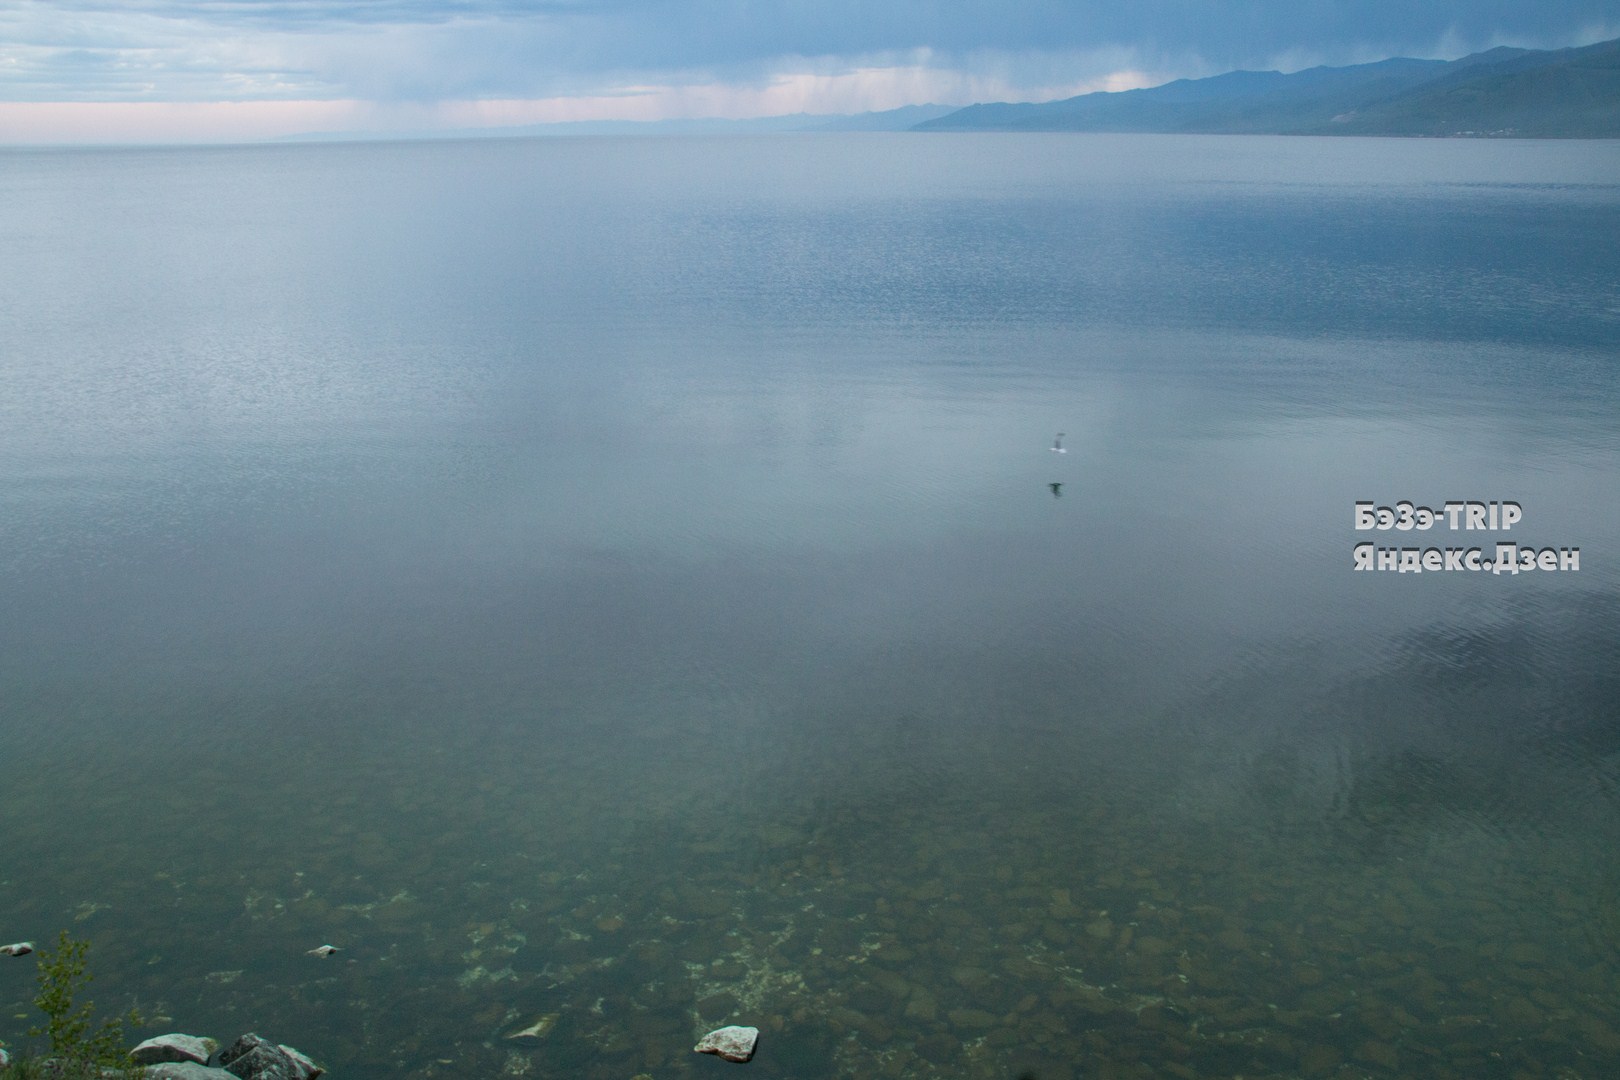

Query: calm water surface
[1,134,1618,1079]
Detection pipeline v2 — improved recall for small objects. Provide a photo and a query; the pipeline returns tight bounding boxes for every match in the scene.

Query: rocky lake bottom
[2,695,1616,1080]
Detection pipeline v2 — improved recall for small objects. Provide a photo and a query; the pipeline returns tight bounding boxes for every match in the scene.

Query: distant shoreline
[5,33,1616,150]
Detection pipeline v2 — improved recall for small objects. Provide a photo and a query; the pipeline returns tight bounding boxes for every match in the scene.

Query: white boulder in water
[0,942,33,956]
[693,1025,759,1063]
[305,945,340,958]
[130,1033,219,1065]
[143,1065,236,1080]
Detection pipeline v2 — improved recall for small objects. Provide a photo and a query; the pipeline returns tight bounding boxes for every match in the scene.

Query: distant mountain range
[277,38,1618,145]
[916,36,1620,137]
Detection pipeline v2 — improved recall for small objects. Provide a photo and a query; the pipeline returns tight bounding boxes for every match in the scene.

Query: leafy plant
[26,929,143,1077]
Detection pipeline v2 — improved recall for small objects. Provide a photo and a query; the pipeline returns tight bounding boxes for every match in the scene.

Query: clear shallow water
[0,133,1618,1079]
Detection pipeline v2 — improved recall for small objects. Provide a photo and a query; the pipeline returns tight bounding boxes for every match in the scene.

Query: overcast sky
[1,1,1617,142]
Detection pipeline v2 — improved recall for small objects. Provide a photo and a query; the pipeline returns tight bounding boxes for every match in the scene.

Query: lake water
[1,133,1618,1079]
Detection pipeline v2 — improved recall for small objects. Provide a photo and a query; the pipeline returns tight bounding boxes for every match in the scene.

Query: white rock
[130,1033,219,1065]
[693,1025,759,1063]
[305,945,340,958]
[0,942,33,956]
[143,1063,237,1079]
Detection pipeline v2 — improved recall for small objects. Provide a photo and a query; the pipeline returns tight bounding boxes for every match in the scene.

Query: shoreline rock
[217,1032,323,1080]
[0,1000,317,1078]
[131,1034,219,1066]
[146,1065,237,1080]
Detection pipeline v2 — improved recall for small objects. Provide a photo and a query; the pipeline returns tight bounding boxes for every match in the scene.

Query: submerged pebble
[506,1014,558,1045]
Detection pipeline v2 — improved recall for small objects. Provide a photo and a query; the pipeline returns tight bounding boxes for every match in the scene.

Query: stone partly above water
[11,1031,319,1080]
[213,1033,324,1080]
[145,1065,239,1080]
[131,1033,221,1066]
[693,1025,759,1063]
[0,941,33,956]
[119,1029,319,1080]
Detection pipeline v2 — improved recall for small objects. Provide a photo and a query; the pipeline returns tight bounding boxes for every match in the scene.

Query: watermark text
[1352,501,1579,573]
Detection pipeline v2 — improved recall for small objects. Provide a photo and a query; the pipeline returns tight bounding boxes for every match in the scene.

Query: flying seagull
[1050,432,1066,453]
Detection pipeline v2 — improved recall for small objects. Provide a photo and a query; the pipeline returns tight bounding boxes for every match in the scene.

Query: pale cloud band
[0,56,1160,144]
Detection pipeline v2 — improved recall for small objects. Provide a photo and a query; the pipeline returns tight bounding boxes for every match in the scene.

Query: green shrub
[24,929,144,1078]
